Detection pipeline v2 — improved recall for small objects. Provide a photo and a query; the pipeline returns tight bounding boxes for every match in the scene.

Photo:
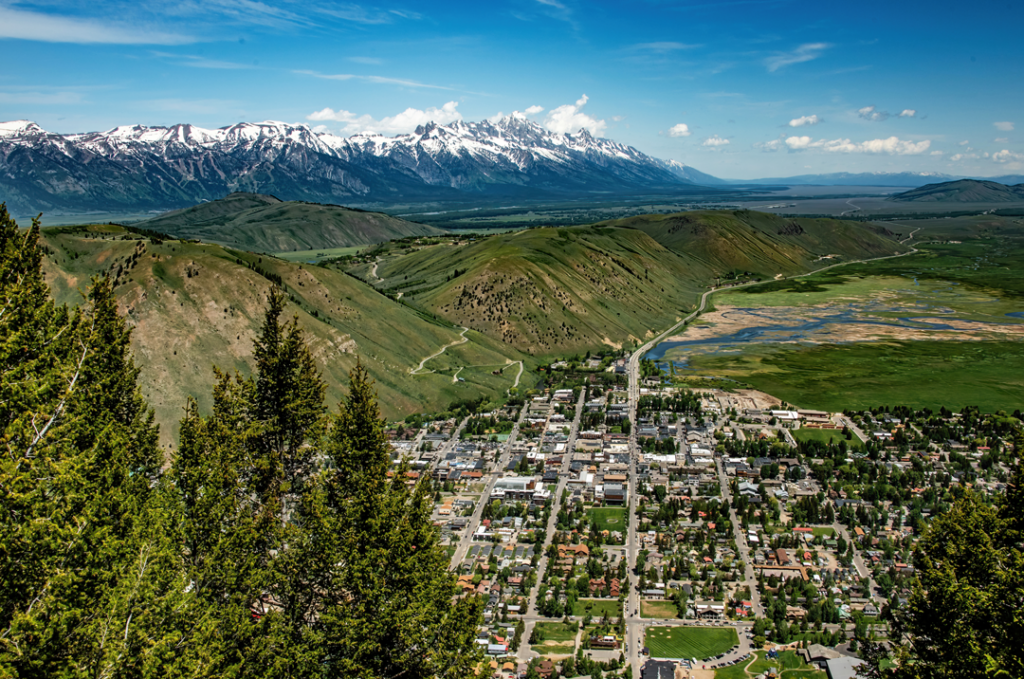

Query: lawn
[714,656,755,679]
[644,626,738,659]
[811,527,835,538]
[534,622,578,643]
[588,507,627,532]
[640,600,680,619]
[792,428,848,446]
[742,651,827,679]
[574,599,622,619]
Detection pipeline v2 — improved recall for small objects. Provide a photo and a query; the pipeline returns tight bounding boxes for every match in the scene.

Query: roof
[825,656,865,679]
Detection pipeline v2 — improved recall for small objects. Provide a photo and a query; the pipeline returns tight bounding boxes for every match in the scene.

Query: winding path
[409,327,469,374]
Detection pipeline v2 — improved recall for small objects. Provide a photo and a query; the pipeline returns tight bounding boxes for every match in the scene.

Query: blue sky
[1,0,1022,178]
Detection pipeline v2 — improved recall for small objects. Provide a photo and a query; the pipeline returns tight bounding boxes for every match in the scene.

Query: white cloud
[788,115,820,128]
[668,123,691,138]
[307,101,463,135]
[765,43,829,72]
[993,149,1024,163]
[0,6,193,44]
[702,135,730,147]
[899,109,917,118]
[543,94,606,135]
[995,137,1009,143]
[754,139,784,152]
[994,121,1014,131]
[525,105,544,115]
[958,140,970,146]
[348,56,384,65]
[785,135,813,150]
[782,135,931,155]
[858,105,889,122]
[930,150,944,156]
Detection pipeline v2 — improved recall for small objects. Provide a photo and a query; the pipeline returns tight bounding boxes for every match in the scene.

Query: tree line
[0,207,481,678]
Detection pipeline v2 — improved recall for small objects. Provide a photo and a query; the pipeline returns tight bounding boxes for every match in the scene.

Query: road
[449,406,530,569]
[715,457,763,617]
[518,389,587,661]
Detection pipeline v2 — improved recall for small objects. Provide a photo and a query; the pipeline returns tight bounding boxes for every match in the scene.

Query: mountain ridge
[0,116,722,216]
[889,178,1024,203]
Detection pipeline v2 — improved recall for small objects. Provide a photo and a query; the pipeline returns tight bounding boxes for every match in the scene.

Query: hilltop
[40,224,529,447]
[354,210,909,356]
[138,192,441,252]
[890,179,1024,203]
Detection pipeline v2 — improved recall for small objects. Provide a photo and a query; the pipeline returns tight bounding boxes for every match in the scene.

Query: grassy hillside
[41,225,530,448]
[890,179,1024,203]
[138,192,442,253]
[364,226,706,356]
[356,211,908,357]
[602,210,908,277]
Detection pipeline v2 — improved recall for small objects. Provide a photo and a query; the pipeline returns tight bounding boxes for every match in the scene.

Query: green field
[588,507,627,532]
[533,622,578,656]
[644,626,738,659]
[687,340,1024,413]
[811,526,835,537]
[574,599,622,618]
[792,428,848,446]
[640,600,680,619]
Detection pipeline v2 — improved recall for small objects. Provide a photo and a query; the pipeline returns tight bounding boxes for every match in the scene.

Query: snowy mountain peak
[0,120,46,138]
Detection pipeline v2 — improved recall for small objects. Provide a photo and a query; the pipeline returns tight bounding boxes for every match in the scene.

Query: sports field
[645,626,738,659]
[588,507,627,532]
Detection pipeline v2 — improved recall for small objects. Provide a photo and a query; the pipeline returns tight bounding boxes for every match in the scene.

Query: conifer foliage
[0,206,482,678]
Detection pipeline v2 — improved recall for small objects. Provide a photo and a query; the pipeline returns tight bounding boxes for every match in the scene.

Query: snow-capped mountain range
[0,115,722,216]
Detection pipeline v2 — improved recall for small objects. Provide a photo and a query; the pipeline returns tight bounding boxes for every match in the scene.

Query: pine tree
[0,206,175,676]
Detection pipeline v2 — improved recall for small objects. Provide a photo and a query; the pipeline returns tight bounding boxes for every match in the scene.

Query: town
[383,350,1017,679]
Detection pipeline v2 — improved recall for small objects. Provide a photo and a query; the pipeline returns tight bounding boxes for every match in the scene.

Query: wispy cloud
[765,43,829,72]
[296,70,461,91]
[151,51,251,69]
[348,56,384,65]
[631,41,702,52]
[308,101,462,135]
[898,109,916,118]
[0,90,87,105]
[858,105,889,122]
[0,6,193,44]
[703,135,730,147]
[783,135,931,155]
[788,114,820,127]
[994,121,1015,131]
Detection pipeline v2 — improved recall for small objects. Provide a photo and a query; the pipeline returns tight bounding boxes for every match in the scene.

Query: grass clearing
[644,626,738,659]
[640,600,680,619]
[687,340,1024,413]
[588,507,627,532]
[275,246,364,262]
[533,622,578,643]
[574,599,622,618]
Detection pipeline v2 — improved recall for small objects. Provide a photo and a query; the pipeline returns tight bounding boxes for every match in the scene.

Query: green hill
[355,210,908,357]
[605,210,907,277]
[138,192,442,253]
[41,224,529,448]
[890,179,1024,203]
